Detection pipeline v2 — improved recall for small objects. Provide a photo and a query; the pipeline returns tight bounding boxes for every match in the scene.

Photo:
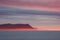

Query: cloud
[0,0,60,12]
[0,7,60,16]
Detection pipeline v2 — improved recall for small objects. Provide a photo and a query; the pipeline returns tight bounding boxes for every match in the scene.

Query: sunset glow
[0,28,60,31]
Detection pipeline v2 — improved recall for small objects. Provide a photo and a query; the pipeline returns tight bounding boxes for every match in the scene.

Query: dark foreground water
[0,31,60,40]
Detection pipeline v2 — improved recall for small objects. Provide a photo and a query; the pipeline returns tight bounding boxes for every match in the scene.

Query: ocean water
[0,31,60,40]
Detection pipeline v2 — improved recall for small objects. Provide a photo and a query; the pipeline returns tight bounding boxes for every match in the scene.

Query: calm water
[0,31,60,40]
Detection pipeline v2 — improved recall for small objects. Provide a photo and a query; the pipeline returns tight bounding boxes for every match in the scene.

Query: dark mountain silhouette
[0,23,33,29]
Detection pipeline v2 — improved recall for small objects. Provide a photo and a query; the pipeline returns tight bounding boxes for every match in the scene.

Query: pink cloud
[0,0,60,12]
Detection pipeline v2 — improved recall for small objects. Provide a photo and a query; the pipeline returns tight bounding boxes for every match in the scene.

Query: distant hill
[0,23,33,29]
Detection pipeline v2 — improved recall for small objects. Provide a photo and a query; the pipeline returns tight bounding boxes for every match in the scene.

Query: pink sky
[0,0,60,12]
[0,0,60,28]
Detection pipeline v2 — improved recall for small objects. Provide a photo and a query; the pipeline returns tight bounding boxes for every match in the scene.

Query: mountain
[0,23,33,29]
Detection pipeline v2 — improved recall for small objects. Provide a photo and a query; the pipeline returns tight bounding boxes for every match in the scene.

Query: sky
[0,0,60,28]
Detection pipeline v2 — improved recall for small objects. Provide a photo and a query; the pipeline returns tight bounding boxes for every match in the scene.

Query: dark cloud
[0,7,60,16]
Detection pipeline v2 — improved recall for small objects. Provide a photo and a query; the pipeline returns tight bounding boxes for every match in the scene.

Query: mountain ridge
[0,23,33,29]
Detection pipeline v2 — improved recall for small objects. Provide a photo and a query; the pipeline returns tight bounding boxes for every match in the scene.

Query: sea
[0,31,60,40]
